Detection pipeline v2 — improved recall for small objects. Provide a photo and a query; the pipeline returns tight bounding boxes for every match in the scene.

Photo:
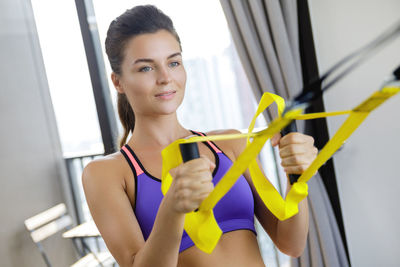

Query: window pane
[31,0,103,156]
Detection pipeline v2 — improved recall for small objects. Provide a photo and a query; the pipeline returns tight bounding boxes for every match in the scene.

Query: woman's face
[115,30,186,118]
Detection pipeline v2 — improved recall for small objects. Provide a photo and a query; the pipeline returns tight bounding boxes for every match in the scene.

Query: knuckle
[204,176,213,184]
[291,166,299,174]
[176,190,184,199]
[280,147,287,157]
[179,188,190,199]
[287,133,296,142]
[191,158,206,170]
[299,165,307,172]
[280,146,291,157]
[309,136,315,145]
[171,166,180,177]
[196,193,207,202]
[284,167,292,174]
[181,201,191,212]
[206,182,214,192]
[292,156,301,165]
[176,179,186,190]
[282,158,291,167]
[201,170,213,179]
[199,157,208,165]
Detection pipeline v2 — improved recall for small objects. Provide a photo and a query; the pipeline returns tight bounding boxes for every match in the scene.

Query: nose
[156,66,172,85]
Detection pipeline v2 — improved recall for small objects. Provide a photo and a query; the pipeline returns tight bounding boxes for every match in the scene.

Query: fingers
[279,143,310,158]
[201,155,216,172]
[175,169,213,189]
[180,155,215,173]
[193,181,214,200]
[280,152,317,167]
[271,133,282,147]
[176,180,213,200]
[173,177,214,212]
[279,132,314,148]
[171,159,215,213]
[278,132,318,175]
[283,165,310,175]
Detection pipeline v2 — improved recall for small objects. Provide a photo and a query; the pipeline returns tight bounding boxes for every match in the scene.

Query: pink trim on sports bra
[191,130,222,153]
[121,146,144,176]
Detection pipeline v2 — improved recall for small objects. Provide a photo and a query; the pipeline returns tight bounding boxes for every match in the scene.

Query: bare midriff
[178,230,265,267]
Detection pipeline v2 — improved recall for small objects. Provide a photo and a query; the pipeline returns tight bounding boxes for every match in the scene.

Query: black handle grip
[281,121,300,185]
[179,142,200,162]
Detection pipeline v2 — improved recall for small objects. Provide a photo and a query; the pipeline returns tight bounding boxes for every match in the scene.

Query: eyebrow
[132,52,182,65]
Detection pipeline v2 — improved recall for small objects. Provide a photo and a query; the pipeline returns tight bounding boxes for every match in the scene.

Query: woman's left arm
[228,130,317,257]
[271,132,317,257]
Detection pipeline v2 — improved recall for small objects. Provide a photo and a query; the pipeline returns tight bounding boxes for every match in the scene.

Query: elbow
[284,247,305,258]
[275,237,307,258]
[277,242,306,258]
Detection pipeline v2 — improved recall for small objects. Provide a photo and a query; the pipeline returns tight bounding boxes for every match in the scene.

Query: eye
[169,61,180,67]
[139,66,152,72]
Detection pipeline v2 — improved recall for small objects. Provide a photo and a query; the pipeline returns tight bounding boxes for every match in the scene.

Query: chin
[159,105,180,115]
[161,97,183,113]
[154,102,179,114]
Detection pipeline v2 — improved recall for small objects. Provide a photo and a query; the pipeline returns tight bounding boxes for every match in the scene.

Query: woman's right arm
[82,155,214,267]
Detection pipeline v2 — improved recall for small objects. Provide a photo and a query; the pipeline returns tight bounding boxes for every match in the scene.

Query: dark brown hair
[105,5,182,147]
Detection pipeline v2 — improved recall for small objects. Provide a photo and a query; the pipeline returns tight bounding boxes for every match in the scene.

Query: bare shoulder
[82,151,128,189]
[206,129,247,159]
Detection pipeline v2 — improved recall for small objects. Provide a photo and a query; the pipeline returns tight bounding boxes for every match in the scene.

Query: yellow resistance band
[160,85,400,254]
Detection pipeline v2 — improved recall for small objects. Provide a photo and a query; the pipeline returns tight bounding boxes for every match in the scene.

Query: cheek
[124,74,153,95]
[176,67,187,88]
[121,75,154,110]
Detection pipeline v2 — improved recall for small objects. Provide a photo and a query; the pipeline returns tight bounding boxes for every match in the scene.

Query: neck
[128,112,191,149]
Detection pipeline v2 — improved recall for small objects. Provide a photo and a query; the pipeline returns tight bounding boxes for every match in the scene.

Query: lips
[155,90,176,97]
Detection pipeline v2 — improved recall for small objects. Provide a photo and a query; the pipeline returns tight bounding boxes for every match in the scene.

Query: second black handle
[179,142,200,162]
[281,121,300,185]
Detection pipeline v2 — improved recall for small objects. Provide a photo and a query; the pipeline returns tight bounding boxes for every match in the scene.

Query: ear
[111,72,124,94]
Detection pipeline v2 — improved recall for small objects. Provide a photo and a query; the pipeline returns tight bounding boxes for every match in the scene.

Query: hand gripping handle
[179,142,201,212]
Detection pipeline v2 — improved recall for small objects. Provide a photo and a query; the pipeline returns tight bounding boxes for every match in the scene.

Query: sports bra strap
[121,145,144,176]
[121,130,221,176]
[191,130,222,153]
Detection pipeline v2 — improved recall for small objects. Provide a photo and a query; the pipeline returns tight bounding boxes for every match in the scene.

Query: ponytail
[117,93,135,147]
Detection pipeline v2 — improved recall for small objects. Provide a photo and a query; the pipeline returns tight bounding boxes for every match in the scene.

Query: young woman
[82,5,318,267]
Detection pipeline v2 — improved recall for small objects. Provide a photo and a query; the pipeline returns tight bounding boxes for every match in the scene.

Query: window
[31,0,104,157]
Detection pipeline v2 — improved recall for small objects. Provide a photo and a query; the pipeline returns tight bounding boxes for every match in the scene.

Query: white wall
[0,0,77,266]
[308,0,400,266]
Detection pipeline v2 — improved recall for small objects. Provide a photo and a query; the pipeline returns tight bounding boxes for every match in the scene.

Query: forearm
[275,179,309,257]
[132,194,184,267]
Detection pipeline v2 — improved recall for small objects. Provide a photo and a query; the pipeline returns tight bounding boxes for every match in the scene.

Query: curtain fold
[219,1,349,266]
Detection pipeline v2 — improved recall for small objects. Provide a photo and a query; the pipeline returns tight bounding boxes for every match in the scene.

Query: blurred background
[1,0,399,266]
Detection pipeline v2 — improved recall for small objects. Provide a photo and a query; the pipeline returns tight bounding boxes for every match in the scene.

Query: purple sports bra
[120,130,256,253]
